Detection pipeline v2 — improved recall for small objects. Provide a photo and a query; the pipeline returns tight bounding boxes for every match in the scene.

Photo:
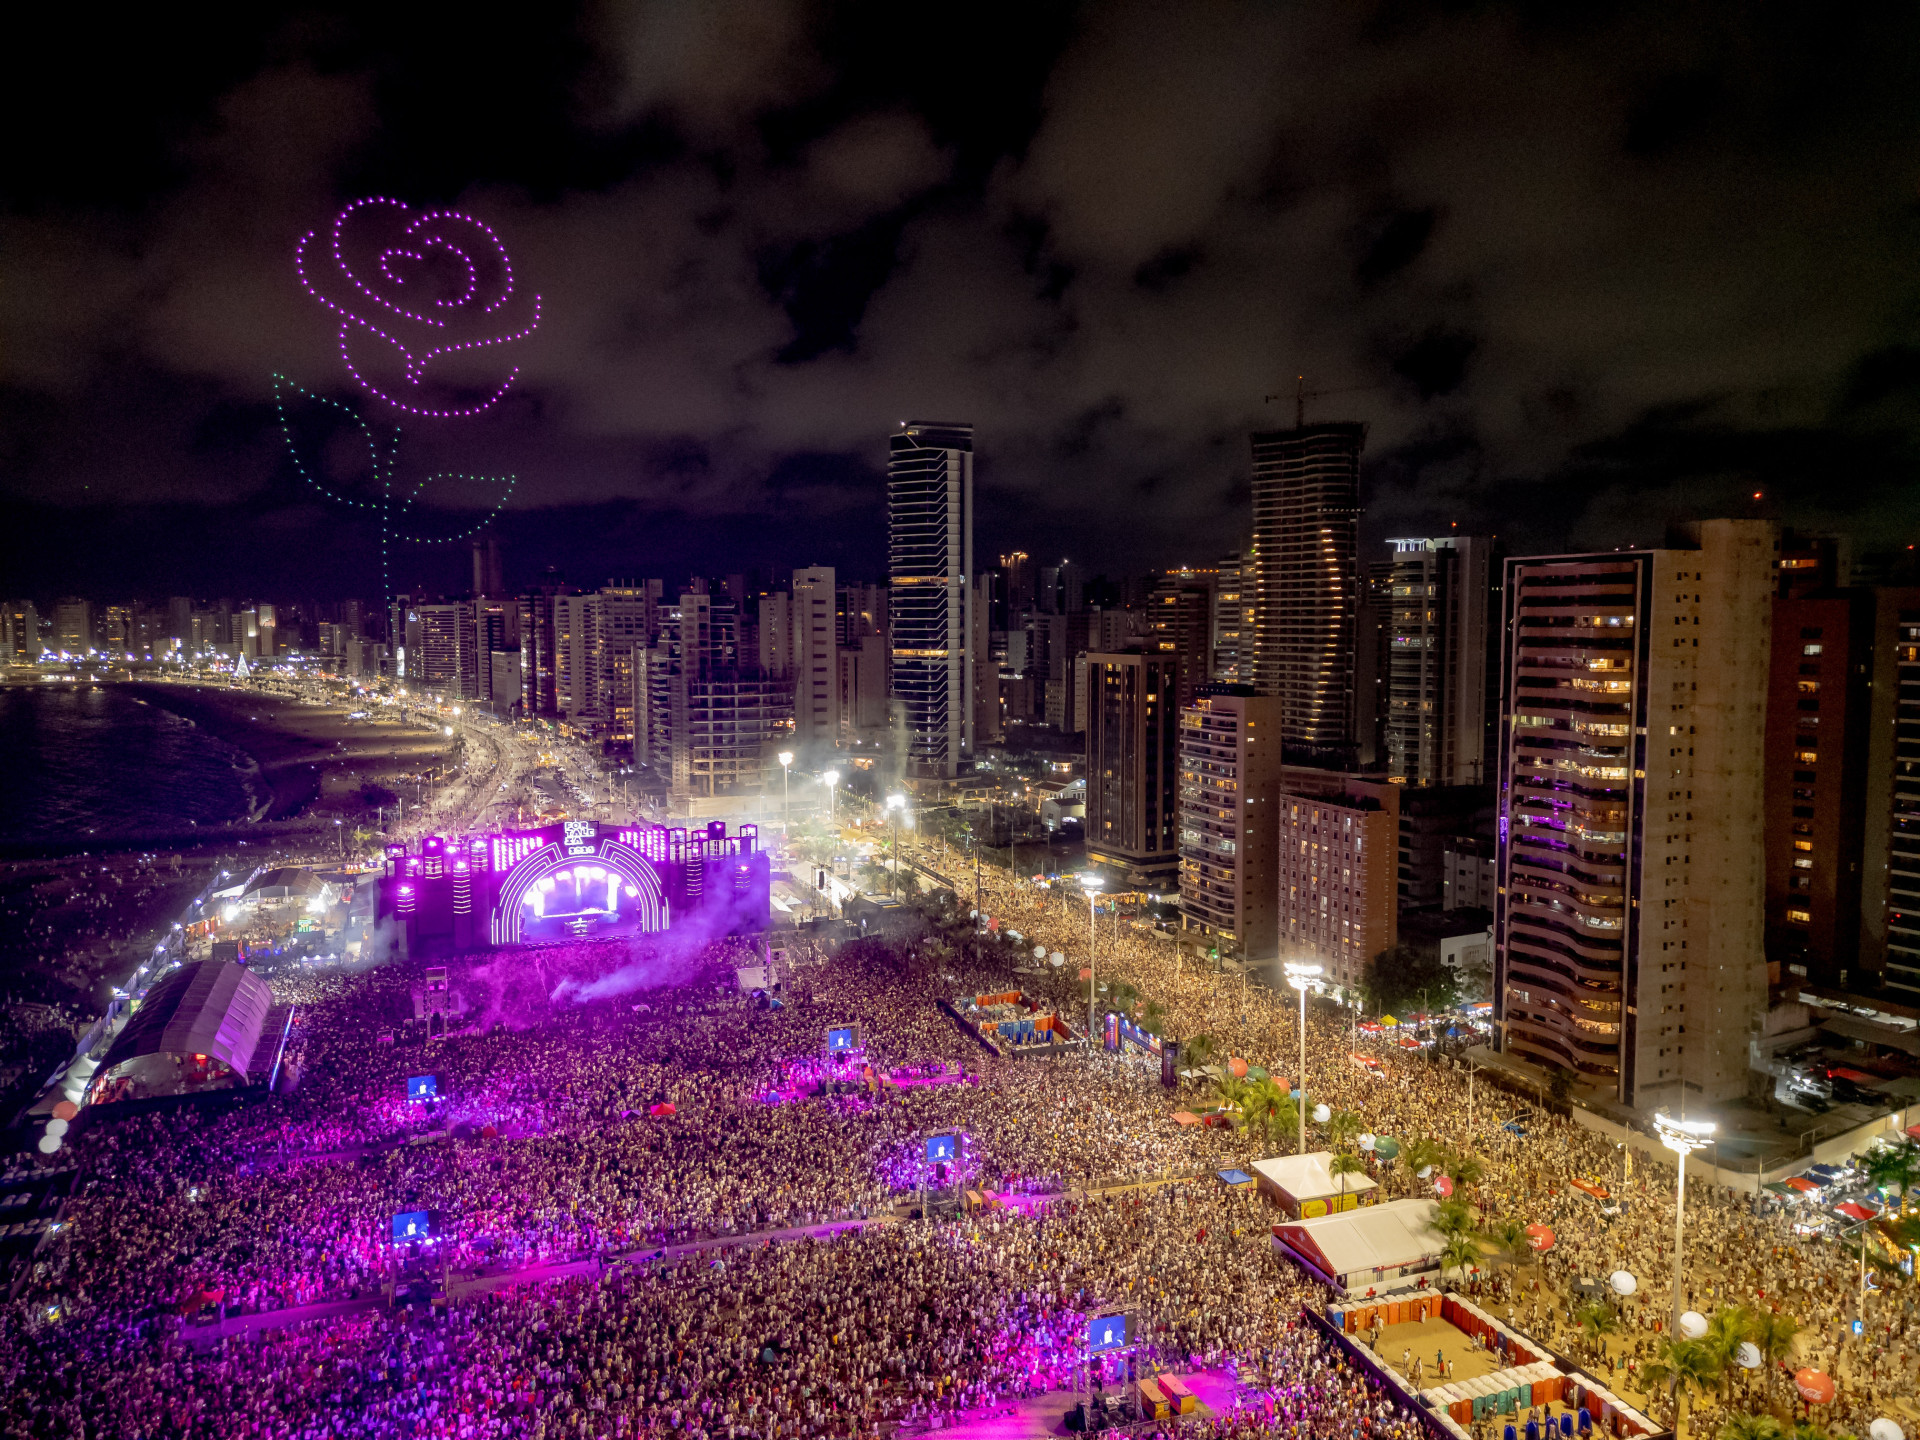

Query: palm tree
[1483,1216,1531,1277]
[1741,1310,1801,1421]
[1717,1416,1783,1440]
[1326,1108,1364,1151]
[1431,1195,1475,1241]
[1447,1149,1488,1197]
[1329,1149,1368,1209]
[1402,1136,1447,1198]
[1861,1139,1920,1215]
[1182,1034,1219,1073]
[1643,1337,1723,1440]
[1238,1078,1297,1150]
[1439,1234,1480,1290]
[1575,1300,1620,1345]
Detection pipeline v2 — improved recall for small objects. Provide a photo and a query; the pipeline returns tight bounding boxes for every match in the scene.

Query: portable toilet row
[1427,1362,1565,1424]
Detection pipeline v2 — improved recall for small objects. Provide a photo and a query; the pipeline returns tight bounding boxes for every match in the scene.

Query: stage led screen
[827,1026,859,1054]
[1087,1314,1129,1353]
[391,1210,431,1242]
[407,1075,438,1102]
[925,1134,956,1163]
[520,861,652,943]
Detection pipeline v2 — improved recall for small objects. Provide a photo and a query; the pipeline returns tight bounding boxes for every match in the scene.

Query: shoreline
[0,681,452,860]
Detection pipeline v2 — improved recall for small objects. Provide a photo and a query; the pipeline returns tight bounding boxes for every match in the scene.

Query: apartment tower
[1248,424,1365,762]
[1493,519,1774,1111]
[888,422,974,780]
[1177,688,1286,961]
[1085,651,1182,890]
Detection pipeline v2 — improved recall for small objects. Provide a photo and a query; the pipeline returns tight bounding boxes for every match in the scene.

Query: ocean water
[0,685,263,840]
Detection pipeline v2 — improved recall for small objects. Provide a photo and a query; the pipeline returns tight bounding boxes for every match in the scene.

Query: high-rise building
[971,572,1001,747]
[1492,520,1774,1111]
[1865,590,1920,1002]
[52,597,92,655]
[1177,688,1286,961]
[1248,424,1365,762]
[1148,574,1216,713]
[759,590,793,678]
[837,634,891,747]
[888,421,974,780]
[1085,651,1181,890]
[1759,540,1879,988]
[1,601,39,663]
[518,576,576,719]
[554,593,602,721]
[595,585,652,746]
[792,566,838,751]
[1276,774,1399,991]
[1212,552,1250,684]
[471,534,505,598]
[413,601,479,697]
[835,583,887,647]
[660,590,792,811]
[1000,552,1034,620]
[1384,536,1500,787]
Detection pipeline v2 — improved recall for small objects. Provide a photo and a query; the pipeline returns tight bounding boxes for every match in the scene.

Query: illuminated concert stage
[382,819,770,956]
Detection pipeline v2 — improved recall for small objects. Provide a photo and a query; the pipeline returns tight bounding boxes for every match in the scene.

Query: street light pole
[1079,874,1103,1053]
[778,752,794,835]
[886,794,905,898]
[1653,1110,1715,1334]
[1284,962,1321,1156]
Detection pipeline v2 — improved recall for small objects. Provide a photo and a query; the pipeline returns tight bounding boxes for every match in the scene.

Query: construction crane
[1264,375,1380,428]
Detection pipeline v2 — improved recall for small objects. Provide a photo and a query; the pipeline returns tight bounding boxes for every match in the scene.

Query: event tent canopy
[1273,1198,1442,1285]
[103,960,275,1082]
[1250,1151,1381,1211]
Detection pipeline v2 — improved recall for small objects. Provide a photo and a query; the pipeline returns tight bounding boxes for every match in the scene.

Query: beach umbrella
[1608,1270,1637,1296]
[1524,1224,1555,1252]
[1678,1311,1707,1339]
[1793,1370,1835,1405]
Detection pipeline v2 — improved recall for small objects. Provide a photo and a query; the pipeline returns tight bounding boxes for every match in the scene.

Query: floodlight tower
[1652,1110,1716,1333]
[1078,873,1104,1051]
[1284,962,1322,1155]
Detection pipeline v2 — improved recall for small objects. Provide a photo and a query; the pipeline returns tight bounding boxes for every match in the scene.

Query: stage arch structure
[492,821,668,945]
[382,819,770,956]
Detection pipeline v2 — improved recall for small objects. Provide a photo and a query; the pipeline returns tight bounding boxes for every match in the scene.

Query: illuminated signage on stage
[1087,1313,1130,1353]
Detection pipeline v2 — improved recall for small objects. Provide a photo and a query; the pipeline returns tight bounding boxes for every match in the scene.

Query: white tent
[1272,1197,1442,1288]
[1249,1150,1380,1216]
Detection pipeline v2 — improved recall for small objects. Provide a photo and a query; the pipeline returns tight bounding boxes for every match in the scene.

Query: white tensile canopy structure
[1271,1197,1443,1290]
[1249,1150,1381,1216]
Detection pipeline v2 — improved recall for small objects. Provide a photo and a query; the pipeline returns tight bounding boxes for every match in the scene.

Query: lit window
[1803,644,1823,656]
[1793,839,1813,852]
[1793,857,1813,870]
[1787,908,1811,923]
[1794,749,1818,764]
[1797,681,1819,694]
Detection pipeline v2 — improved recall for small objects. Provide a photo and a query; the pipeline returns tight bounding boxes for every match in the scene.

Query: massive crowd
[0,833,1909,1440]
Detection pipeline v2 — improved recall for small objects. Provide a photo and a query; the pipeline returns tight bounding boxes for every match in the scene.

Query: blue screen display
[407,1076,438,1101]
[391,1210,430,1242]
[826,1027,857,1053]
[925,1134,956,1163]
[1088,1314,1128,1352]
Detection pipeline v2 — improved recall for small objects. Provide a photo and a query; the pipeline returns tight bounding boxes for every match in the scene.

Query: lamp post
[886,794,905,897]
[1284,962,1321,1155]
[1079,874,1103,1052]
[823,770,839,824]
[778,751,794,834]
[1652,1110,1716,1334]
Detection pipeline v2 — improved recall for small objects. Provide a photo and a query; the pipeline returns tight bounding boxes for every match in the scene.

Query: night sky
[6,2,1920,602]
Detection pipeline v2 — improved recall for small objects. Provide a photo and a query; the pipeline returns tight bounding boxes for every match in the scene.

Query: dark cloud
[6,0,1920,599]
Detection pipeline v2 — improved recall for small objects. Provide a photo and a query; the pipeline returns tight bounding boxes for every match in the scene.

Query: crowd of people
[0,835,1911,1440]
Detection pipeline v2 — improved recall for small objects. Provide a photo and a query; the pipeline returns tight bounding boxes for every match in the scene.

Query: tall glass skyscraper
[1247,423,1365,762]
[887,421,974,780]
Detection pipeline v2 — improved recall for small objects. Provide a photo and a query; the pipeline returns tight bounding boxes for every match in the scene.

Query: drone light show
[295,197,542,418]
